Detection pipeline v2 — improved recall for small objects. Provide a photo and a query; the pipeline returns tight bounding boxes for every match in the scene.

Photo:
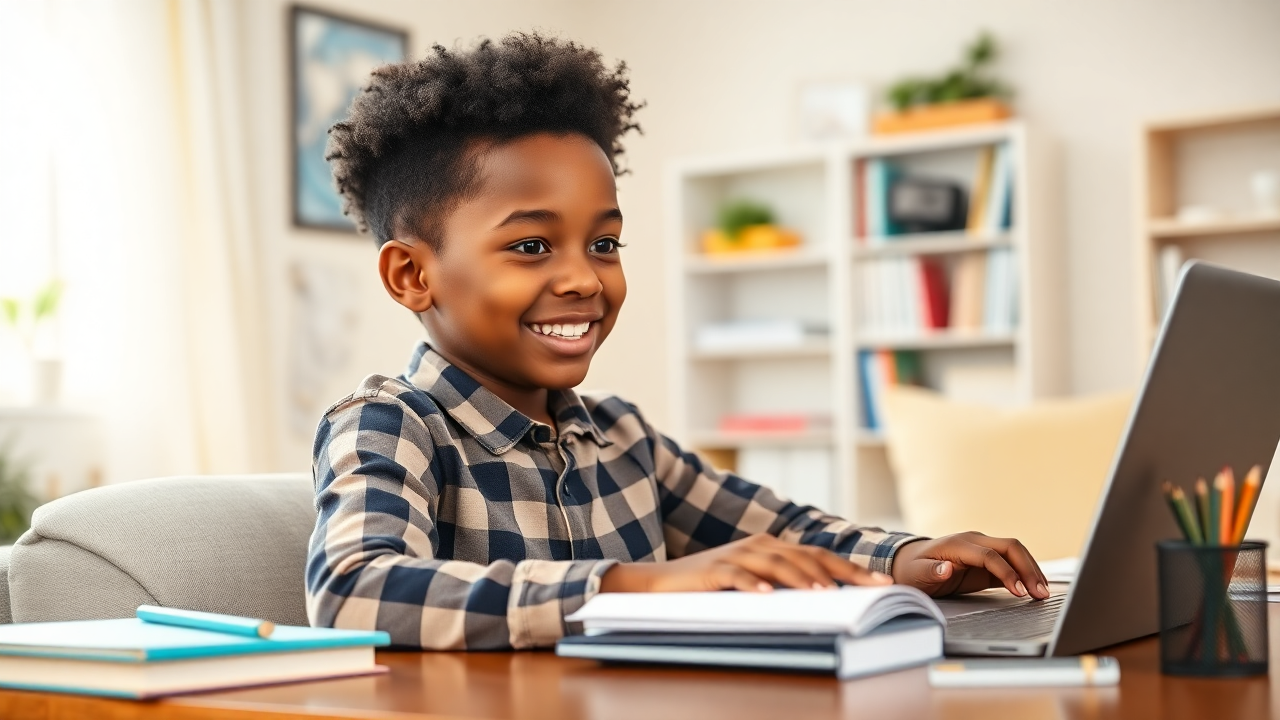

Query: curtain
[0,0,272,481]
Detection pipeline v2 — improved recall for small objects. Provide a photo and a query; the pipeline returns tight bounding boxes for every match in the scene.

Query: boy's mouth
[524,320,597,356]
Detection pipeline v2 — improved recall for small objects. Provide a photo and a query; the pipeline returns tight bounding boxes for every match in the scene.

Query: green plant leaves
[0,437,39,544]
[884,30,1011,111]
[718,200,775,240]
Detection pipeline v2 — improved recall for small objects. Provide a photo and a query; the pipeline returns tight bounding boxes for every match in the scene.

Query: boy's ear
[378,239,434,313]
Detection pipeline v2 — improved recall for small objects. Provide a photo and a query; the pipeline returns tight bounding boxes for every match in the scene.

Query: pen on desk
[136,605,275,639]
[1217,467,1235,546]
[1231,465,1262,545]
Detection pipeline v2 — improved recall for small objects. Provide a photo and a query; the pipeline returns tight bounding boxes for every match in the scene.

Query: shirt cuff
[507,558,618,649]
[866,532,928,576]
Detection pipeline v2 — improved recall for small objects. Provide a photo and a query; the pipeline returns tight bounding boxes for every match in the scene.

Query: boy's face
[390,132,627,394]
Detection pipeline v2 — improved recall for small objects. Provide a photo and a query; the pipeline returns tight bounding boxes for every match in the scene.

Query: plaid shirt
[307,342,919,650]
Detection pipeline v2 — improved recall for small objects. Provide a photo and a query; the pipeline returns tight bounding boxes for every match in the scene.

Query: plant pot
[31,358,61,405]
[873,98,1013,135]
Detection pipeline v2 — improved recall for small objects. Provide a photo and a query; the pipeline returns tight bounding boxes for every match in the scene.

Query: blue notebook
[0,618,390,699]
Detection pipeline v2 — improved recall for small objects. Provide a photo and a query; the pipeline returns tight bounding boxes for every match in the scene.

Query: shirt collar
[404,342,611,454]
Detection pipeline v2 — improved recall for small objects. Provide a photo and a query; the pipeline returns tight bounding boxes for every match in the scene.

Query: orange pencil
[1231,465,1263,545]
[1216,467,1235,546]
[1216,468,1235,545]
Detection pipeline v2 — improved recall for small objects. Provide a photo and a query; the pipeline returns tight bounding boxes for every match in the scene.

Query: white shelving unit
[666,121,1066,527]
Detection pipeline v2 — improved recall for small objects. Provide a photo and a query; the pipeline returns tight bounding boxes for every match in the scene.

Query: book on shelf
[718,412,832,435]
[694,319,829,353]
[858,257,948,335]
[736,446,833,509]
[860,158,903,242]
[858,350,922,432]
[0,615,389,699]
[966,143,1014,238]
[558,585,944,680]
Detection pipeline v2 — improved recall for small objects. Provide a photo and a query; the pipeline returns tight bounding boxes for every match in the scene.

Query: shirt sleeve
[639,415,922,575]
[305,391,616,650]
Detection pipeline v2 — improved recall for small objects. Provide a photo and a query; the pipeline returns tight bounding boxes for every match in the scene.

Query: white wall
[234,0,1280,471]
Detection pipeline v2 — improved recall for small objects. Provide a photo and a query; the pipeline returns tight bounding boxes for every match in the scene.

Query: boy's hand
[599,534,894,593]
[891,532,1050,600]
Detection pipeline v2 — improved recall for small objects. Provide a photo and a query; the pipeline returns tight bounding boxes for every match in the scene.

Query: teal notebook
[0,618,390,699]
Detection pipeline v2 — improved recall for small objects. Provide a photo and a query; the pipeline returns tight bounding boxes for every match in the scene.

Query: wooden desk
[4,606,1277,720]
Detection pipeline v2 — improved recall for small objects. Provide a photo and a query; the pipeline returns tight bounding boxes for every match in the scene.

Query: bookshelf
[1135,106,1280,359]
[666,121,1066,526]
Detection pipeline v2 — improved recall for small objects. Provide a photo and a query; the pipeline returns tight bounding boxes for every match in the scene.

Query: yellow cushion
[880,386,1133,560]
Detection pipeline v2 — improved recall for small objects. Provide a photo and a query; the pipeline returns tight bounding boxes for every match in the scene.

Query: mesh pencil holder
[1157,540,1268,677]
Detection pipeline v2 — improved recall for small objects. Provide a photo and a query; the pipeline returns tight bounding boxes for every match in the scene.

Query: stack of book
[858,350,922,433]
[695,319,829,353]
[0,606,388,699]
[559,585,945,680]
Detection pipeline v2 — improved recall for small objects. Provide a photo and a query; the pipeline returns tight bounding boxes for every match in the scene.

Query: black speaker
[888,177,968,233]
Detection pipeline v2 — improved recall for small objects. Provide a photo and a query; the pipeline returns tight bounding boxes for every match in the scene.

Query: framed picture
[290,5,408,232]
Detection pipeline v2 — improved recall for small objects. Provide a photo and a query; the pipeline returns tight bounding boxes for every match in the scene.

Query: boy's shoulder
[320,373,442,426]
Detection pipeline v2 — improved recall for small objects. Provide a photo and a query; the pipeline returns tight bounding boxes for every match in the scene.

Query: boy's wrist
[599,563,653,593]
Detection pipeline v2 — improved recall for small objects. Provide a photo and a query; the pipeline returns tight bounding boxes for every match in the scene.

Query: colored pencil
[1231,465,1263,545]
[1165,483,1203,544]
[1216,468,1235,546]
[1194,478,1210,543]
[1207,473,1221,547]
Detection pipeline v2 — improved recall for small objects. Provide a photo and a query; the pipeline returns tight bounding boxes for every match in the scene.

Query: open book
[562,586,946,679]
[567,584,945,635]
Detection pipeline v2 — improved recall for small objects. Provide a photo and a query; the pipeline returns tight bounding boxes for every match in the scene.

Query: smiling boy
[306,34,1048,650]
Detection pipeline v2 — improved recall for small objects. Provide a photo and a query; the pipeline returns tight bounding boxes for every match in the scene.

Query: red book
[918,258,951,329]
[718,414,830,434]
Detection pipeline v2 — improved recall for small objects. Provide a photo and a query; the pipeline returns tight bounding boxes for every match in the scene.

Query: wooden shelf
[1148,216,1280,239]
[684,249,829,274]
[688,430,835,448]
[691,339,830,361]
[856,330,1017,351]
[854,232,1012,259]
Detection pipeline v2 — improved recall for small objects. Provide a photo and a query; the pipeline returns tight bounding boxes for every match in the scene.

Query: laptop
[938,261,1280,656]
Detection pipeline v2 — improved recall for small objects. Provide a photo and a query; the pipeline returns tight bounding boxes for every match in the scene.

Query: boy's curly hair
[326,32,642,248]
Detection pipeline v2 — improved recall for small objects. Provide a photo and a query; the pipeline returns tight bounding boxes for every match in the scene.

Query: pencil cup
[1157,540,1268,677]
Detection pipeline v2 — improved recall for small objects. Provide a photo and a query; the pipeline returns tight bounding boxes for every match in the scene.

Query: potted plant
[700,199,802,255]
[0,437,40,543]
[875,32,1013,135]
[1,279,64,405]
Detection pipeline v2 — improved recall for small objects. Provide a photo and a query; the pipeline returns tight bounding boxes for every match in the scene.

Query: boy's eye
[511,239,549,255]
[590,237,623,255]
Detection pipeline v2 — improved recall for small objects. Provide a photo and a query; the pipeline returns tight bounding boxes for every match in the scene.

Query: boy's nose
[551,253,604,297]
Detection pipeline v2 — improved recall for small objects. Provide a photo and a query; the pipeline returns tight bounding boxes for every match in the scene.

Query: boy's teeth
[531,322,590,338]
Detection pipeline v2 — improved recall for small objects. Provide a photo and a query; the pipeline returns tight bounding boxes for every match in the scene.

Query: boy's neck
[431,345,556,428]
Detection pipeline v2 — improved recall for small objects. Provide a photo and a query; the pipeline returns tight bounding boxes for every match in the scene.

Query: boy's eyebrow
[493,207,623,230]
[494,208,559,229]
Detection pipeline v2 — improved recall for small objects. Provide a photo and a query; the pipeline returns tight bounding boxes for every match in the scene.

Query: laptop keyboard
[945,596,1066,641]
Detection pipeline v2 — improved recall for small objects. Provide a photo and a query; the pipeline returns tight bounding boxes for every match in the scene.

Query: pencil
[1172,484,1203,540]
[1217,468,1235,546]
[1207,472,1221,547]
[1195,478,1210,542]
[1231,465,1263,545]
